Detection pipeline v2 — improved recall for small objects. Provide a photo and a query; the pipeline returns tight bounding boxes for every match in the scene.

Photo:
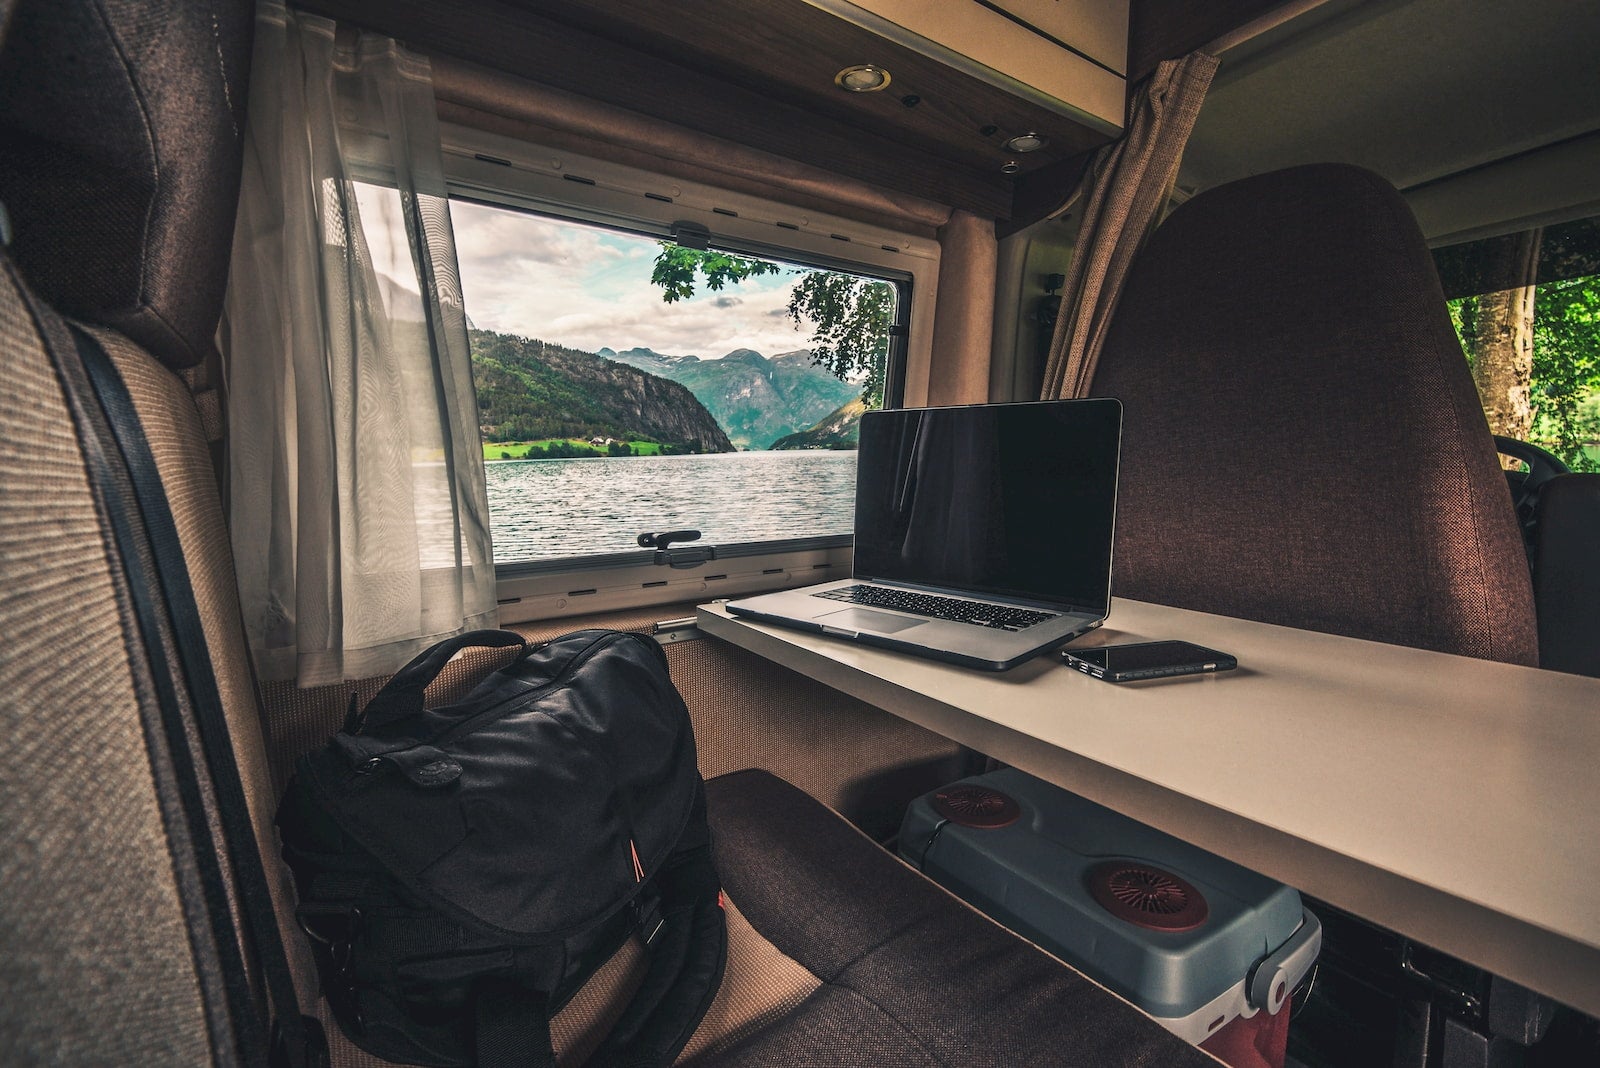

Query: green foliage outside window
[1449,275,1600,472]
[650,245,895,408]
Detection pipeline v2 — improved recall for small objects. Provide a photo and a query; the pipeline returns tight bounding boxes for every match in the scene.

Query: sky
[447,199,817,359]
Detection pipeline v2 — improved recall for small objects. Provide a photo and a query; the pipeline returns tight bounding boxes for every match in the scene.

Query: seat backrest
[0,251,236,1065]
[1089,163,1539,664]
[0,1,322,1061]
[1533,473,1600,676]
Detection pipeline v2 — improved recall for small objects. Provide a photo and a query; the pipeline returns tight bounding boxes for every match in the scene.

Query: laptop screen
[852,399,1121,613]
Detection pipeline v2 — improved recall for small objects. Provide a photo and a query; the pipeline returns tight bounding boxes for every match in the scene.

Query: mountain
[602,346,859,449]
[471,330,733,453]
[769,397,867,450]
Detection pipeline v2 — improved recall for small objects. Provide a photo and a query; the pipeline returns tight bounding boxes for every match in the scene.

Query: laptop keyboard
[813,585,1058,631]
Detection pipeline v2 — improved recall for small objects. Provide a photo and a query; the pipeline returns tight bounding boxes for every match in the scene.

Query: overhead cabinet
[805,0,1130,132]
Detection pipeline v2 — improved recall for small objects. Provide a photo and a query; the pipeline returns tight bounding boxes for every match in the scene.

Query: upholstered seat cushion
[693,770,1219,1067]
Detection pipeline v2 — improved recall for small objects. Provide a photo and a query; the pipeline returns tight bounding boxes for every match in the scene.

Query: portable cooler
[899,769,1321,1068]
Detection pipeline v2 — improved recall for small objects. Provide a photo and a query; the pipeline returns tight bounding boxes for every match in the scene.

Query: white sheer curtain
[222,2,496,686]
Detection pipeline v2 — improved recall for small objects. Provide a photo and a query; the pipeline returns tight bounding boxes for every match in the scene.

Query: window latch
[638,529,716,569]
[669,221,711,250]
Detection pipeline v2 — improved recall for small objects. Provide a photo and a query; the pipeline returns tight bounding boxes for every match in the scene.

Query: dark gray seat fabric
[1533,473,1600,676]
[0,0,253,368]
[1090,163,1538,665]
[695,770,1218,1068]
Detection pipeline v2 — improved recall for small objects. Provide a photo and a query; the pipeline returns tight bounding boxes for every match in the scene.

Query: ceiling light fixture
[1003,132,1047,153]
[834,64,891,93]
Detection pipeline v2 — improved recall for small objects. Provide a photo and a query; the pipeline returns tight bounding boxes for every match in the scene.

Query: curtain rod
[1203,0,1339,56]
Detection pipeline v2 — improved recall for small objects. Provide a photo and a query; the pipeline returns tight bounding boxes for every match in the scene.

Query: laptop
[725,398,1122,671]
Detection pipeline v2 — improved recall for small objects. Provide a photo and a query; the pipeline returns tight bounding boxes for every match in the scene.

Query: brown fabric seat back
[1090,163,1538,664]
[1533,473,1600,676]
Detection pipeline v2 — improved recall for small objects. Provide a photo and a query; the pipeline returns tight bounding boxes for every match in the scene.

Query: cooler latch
[1248,909,1323,1014]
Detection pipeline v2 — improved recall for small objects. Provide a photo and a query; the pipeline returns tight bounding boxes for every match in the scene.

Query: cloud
[451,199,817,357]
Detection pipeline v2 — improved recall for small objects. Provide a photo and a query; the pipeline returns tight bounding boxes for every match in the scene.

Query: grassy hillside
[471,330,733,454]
[769,396,867,450]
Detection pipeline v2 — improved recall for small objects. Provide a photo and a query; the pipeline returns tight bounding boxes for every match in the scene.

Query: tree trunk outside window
[1463,228,1542,442]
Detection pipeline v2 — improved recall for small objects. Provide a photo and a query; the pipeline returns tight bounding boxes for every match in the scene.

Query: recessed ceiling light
[1003,132,1047,153]
[834,64,891,93]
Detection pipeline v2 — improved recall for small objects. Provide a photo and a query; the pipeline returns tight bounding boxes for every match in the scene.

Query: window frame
[437,124,942,624]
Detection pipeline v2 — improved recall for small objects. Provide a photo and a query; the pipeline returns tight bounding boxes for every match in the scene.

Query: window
[1435,216,1600,473]
[439,126,940,619]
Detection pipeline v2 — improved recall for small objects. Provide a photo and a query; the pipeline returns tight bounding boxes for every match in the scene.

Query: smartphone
[1062,640,1237,683]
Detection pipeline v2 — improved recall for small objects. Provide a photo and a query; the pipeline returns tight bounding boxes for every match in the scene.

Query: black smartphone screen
[1063,640,1237,681]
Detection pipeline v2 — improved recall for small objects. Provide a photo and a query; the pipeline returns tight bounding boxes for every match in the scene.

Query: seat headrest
[0,0,253,369]
[1091,163,1539,664]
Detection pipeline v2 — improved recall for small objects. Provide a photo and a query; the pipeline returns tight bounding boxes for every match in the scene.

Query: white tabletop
[697,597,1600,1016]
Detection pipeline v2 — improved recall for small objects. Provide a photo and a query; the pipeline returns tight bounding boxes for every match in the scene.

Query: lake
[485,450,858,561]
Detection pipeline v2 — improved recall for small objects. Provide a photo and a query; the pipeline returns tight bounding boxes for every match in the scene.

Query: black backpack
[276,629,726,1067]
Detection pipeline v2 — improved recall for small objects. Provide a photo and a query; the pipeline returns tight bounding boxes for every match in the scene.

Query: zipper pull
[343,690,367,734]
[629,838,645,882]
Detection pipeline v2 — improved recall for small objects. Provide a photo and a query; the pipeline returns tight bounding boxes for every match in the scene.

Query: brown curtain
[1040,52,1218,400]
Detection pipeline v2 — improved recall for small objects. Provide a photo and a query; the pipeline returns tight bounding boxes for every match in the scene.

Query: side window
[449,198,905,568]
[1436,217,1600,473]
[434,127,938,620]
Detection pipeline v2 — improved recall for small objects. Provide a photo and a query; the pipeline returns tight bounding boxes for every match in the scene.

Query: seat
[1489,435,1599,678]
[1532,474,1600,676]
[1089,163,1538,665]
[1082,162,1545,1061]
[691,771,1219,1067]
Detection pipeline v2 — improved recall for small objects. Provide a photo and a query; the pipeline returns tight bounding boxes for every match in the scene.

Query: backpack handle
[356,629,528,730]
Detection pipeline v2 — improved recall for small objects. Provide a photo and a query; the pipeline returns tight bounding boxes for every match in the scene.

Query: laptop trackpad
[817,607,926,634]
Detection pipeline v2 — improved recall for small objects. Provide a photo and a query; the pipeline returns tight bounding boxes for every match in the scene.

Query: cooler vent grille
[931,784,1020,828]
[1087,861,1209,931]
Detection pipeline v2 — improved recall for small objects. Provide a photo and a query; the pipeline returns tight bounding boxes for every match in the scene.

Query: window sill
[493,537,852,626]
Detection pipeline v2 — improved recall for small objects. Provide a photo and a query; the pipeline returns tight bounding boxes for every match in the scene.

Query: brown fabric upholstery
[1,256,214,1062]
[1533,474,1600,676]
[674,896,820,1064]
[1090,163,1539,664]
[692,771,1220,1068]
[0,0,254,368]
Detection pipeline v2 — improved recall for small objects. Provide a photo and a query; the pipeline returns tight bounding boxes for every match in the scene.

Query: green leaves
[1532,275,1600,471]
[648,243,893,408]
[786,272,893,409]
[650,245,782,303]
[1450,275,1600,472]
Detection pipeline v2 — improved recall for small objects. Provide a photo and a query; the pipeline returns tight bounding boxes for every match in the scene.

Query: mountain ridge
[602,345,859,449]
[472,330,733,453]
[770,396,867,450]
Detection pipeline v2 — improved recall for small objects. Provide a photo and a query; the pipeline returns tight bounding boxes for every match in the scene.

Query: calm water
[485,451,858,561]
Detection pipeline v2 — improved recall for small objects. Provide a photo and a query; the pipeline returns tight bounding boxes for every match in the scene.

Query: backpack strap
[588,783,728,1068]
[355,629,527,730]
[465,784,727,1068]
